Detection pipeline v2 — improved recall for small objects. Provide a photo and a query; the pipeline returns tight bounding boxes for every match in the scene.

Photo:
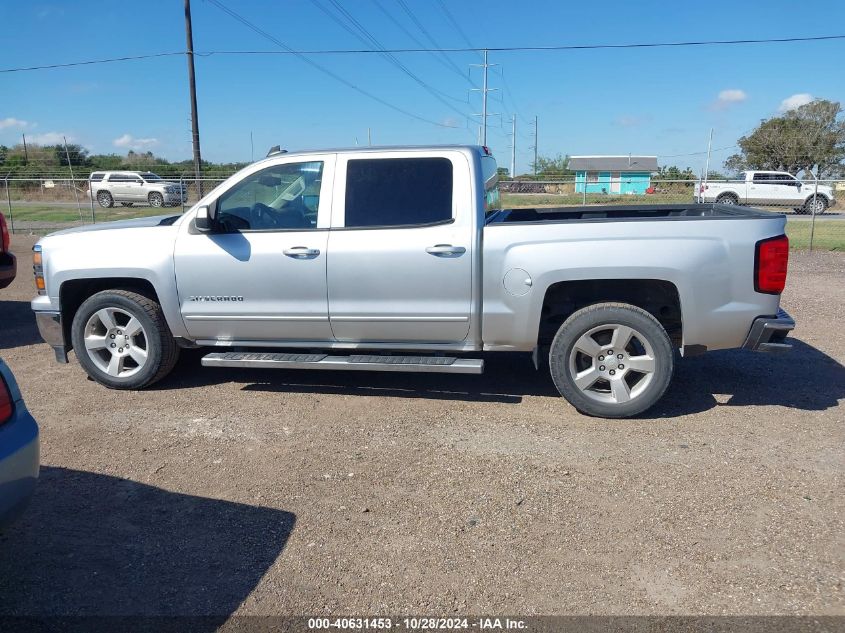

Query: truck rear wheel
[71,289,179,390]
[549,303,674,418]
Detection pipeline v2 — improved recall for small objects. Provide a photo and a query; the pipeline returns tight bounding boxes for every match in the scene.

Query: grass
[501,192,694,208]
[785,219,845,251]
[4,203,180,224]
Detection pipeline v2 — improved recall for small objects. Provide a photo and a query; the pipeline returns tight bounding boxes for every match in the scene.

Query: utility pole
[470,49,498,147]
[510,115,516,178]
[21,134,28,163]
[250,131,254,162]
[368,127,372,146]
[63,136,82,221]
[703,127,713,188]
[184,0,203,197]
[532,115,538,176]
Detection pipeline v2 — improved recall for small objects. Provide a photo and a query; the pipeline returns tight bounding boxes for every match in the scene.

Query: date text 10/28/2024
[308,618,527,630]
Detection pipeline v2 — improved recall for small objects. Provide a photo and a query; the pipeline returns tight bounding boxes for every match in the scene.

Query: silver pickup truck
[31,145,794,418]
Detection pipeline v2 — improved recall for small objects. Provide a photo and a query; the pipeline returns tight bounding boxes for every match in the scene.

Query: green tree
[725,99,845,177]
[529,154,572,178]
[654,165,696,180]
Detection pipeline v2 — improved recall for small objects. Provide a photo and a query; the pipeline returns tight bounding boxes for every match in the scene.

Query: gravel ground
[0,235,842,617]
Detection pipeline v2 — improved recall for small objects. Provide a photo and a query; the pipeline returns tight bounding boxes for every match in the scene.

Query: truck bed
[487,203,781,224]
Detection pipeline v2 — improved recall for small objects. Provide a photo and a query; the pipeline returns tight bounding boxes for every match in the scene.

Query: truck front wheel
[804,196,828,215]
[71,289,180,390]
[716,193,738,205]
[549,303,674,418]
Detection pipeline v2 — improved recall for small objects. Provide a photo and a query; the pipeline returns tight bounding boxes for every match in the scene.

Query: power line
[311,0,472,118]
[0,52,184,73]
[3,34,844,73]
[658,145,737,158]
[370,0,476,88]
[394,0,469,79]
[434,0,479,56]
[204,0,461,130]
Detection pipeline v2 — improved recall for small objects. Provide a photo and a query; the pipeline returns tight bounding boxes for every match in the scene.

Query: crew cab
[31,146,794,418]
[697,170,835,214]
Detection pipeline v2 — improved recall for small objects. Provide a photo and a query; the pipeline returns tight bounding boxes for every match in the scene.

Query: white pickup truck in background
[697,170,836,214]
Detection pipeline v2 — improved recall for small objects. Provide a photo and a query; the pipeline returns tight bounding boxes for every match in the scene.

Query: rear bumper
[0,251,16,289]
[34,310,69,363]
[742,309,795,352]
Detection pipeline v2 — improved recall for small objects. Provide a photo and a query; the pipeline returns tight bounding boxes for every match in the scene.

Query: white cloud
[711,89,748,110]
[27,131,72,145]
[779,93,813,112]
[113,133,159,150]
[0,117,29,130]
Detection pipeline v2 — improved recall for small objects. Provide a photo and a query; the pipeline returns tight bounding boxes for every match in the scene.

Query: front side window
[216,161,323,231]
[345,157,453,228]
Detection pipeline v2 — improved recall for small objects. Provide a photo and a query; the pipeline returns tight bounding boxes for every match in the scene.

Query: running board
[201,352,484,374]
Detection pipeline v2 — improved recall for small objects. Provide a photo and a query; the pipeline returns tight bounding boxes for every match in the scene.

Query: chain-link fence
[3,175,843,250]
[500,177,844,251]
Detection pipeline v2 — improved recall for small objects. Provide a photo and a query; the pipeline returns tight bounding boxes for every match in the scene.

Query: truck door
[326,151,473,343]
[749,172,778,205]
[772,173,805,205]
[173,155,336,343]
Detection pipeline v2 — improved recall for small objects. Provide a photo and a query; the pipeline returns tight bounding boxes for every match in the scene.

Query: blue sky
[1,0,844,174]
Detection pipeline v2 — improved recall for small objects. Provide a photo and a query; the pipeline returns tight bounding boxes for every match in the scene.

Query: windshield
[140,172,162,182]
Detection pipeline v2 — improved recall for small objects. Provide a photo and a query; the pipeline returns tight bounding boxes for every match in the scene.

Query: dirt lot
[0,234,842,618]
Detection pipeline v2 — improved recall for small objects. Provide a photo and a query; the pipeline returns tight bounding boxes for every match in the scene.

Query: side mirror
[194,205,214,232]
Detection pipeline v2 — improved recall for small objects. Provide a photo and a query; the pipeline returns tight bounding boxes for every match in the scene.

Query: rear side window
[345,157,453,228]
[89,172,105,182]
[108,174,127,182]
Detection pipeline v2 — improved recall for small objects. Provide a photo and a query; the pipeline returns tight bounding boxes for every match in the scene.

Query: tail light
[0,375,13,425]
[755,235,789,294]
[0,213,9,252]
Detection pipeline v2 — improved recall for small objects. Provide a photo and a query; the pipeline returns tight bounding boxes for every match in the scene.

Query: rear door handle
[283,246,321,258]
[425,244,466,256]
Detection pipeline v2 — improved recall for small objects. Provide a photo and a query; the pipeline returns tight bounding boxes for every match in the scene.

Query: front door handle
[283,246,321,258]
[426,244,466,256]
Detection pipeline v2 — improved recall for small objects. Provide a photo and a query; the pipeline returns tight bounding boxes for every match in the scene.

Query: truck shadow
[159,338,844,415]
[0,300,43,350]
[0,466,295,620]
[654,338,845,417]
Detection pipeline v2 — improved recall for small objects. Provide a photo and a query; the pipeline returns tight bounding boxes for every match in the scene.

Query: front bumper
[0,399,40,530]
[0,251,16,289]
[742,308,795,352]
[34,310,68,363]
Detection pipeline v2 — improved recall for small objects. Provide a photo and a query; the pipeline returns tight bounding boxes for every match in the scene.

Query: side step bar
[201,352,484,374]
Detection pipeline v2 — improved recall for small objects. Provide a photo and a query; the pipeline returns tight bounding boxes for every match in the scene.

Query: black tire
[716,193,738,205]
[549,302,674,418]
[804,196,828,215]
[120,202,134,207]
[71,289,180,390]
[96,191,114,208]
[148,192,164,208]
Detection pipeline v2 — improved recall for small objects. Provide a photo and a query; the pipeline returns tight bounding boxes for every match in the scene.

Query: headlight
[33,244,45,295]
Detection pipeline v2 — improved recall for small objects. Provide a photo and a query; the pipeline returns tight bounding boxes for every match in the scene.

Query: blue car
[0,358,39,528]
